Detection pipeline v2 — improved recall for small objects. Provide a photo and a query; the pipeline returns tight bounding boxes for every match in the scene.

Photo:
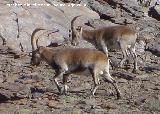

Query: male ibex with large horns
[70,16,138,73]
[30,28,121,99]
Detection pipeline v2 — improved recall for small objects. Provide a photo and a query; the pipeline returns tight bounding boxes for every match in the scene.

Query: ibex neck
[41,49,54,63]
[82,29,95,40]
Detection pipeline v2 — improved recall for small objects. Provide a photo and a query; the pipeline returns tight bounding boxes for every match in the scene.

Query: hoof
[91,91,96,97]
[57,87,63,94]
[132,69,139,74]
[92,93,95,97]
[116,93,122,100]
[60,87,68,95]
[116,95,122,100]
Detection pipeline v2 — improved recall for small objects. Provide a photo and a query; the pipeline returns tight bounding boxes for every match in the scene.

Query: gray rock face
[82,0,144,25]
[0,0,159,57]
[0,0,99,52]
[137,0,160,20]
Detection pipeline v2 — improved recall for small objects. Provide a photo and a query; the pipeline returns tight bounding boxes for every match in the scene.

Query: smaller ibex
[30,28,121,99]
[71,16,138,73]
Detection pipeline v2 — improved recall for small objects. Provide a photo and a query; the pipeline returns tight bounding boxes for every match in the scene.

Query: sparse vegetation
[144,97,160,113]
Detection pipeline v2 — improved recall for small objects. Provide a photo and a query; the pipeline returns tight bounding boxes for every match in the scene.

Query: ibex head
[30,49,42,66]
[31,45,47,66]
[30,28,60,66]
[71,26,83,46]
[70,15,82,46]
[30,28,45,66]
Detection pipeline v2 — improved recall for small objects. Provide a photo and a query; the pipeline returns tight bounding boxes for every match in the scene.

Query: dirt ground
[0,45,160,114]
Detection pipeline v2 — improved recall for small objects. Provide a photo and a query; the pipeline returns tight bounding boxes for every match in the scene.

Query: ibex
[71,16,138,73]
[30,28,121,99]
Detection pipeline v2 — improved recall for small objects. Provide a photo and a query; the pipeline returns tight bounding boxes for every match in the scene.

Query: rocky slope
[0,0,160,114]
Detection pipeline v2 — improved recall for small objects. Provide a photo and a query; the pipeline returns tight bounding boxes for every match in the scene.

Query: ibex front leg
[62,74,69,94]
[100,40,109,57]
[96,40,108,57]
[53,69,65,93]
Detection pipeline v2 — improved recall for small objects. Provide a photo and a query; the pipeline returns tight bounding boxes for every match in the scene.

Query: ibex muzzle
[30,50,41,66]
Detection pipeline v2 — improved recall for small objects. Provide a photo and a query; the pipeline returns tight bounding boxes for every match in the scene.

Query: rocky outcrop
[148,4,160,21]
[81,0,144,25]
[0,82,30,102]
[0,0,99,52]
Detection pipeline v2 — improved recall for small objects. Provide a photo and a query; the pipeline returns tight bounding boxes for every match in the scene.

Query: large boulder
[148,4,160,21]
[0,0,99,52]
[0,82,30,101]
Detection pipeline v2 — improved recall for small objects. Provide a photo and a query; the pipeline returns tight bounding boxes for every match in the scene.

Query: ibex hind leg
[129,47,138,73]
[103,68,121,99]
[119,41,128,68]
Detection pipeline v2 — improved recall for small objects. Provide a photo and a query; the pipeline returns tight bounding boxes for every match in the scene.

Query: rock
[134,97,146,106]
[47,100,56,108]
[112,71,136,80]
[135,17,160,57]
[0,0,99,52]
[118,78,128,83]
[0,45,8,54]
[86,0,116,18]
[0,74,5,83]
[0,89,13,101]
[30,86,47,99]
[85,0,144,22]
[17,72,43,84]
[136,74,149,79]
[147,41,160,57]
[0,82,30,101]
[47,100,60,108]
[148,5,160,21]
[100,102,117,109]
[85,97,97,107]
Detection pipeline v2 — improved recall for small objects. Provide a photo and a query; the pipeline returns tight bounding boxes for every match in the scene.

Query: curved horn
[33,28,60,49]
[36,37,40,48]
[31,28,45,51]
